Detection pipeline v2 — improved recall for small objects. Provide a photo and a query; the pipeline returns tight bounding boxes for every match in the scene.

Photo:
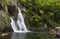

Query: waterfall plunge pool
[0,32,57,39]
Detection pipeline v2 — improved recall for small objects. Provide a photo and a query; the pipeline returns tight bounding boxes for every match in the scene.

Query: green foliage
[39,10,44,15]
[21,0,26,3]
[4,0,9,4]
[20,0,60,29]
[48,12,54,16]
[0,0,9,4]
[3,0,9,12]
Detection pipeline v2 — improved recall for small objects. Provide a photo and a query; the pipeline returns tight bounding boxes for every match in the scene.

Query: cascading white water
[10,7,30,33]
[17,7,28,31]
[10,17,19,32]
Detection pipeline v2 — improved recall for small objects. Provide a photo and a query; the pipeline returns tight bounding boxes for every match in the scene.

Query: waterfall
[10,7,30,33]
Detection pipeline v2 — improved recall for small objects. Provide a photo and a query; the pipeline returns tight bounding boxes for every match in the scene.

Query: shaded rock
[7,0,19,21]
[0,10,12,32]
[8,5,18,21]
[0,2,4,10]
[0,3,3,10]
[55,27,60,38]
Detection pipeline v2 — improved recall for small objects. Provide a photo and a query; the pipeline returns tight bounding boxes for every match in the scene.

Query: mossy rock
[8,5,18,21]
[0,0,18,32]
[0,10,12,32]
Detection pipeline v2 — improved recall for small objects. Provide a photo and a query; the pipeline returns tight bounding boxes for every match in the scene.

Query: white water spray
[10,7,30,33]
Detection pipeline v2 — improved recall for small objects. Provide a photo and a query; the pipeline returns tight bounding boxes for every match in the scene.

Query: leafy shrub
[19,0,60,29]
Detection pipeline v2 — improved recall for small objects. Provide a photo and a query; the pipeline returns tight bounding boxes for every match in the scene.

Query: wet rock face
[0,10,12,32]
[8,0,18,21]
[0,3,3,10]
[8,5,18,21]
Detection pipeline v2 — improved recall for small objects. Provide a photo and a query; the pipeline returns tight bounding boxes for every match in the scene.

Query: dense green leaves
[21,0,26,3]
[19,0,60,28]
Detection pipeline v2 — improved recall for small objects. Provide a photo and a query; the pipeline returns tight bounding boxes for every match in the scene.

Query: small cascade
[10,17,19,32]
[10,7,30,33]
